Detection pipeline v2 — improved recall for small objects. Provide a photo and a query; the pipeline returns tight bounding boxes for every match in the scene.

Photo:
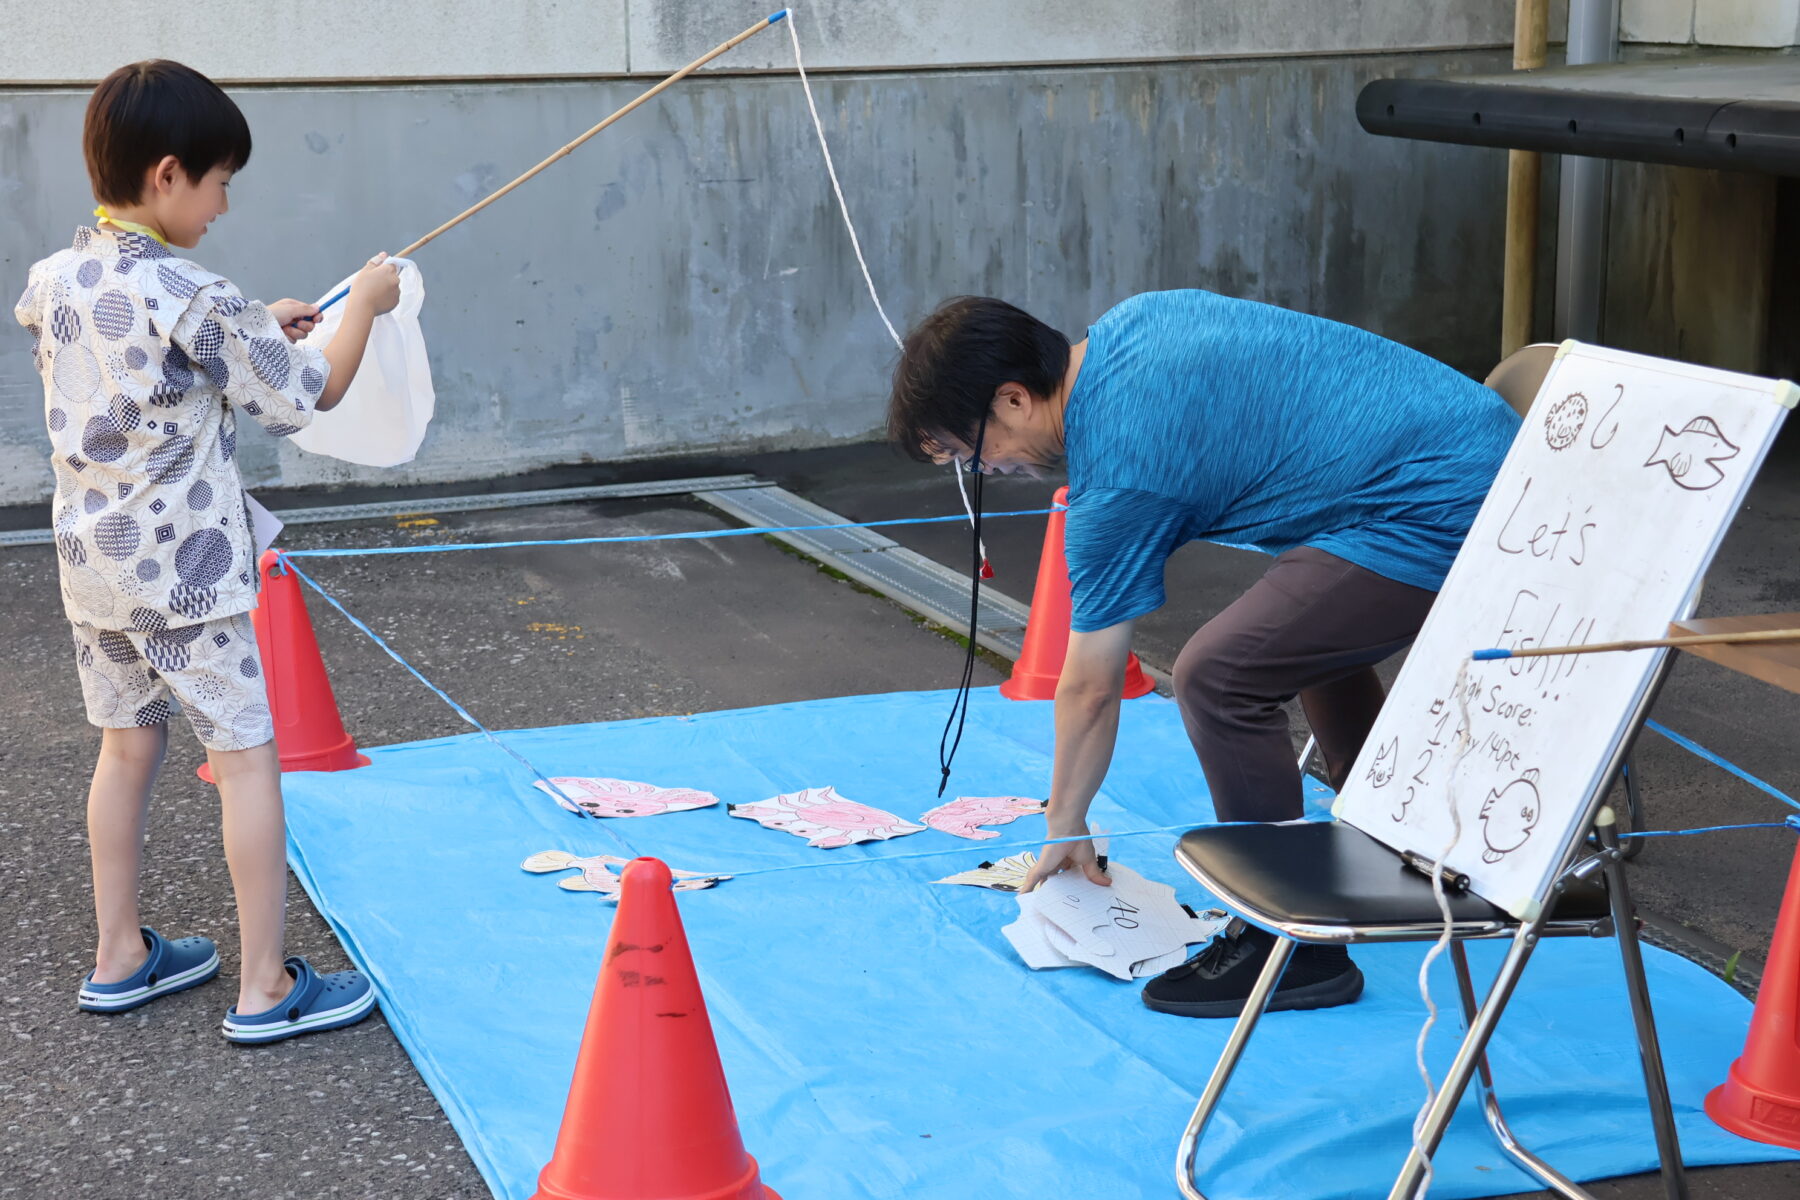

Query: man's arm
[1022,620,1135,890]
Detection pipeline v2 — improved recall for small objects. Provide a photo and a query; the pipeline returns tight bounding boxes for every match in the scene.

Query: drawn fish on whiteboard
[1365,738,1398,788]
[1543,393,1587,450]
[1644,416,1739,491]
[1479,768,1542,863]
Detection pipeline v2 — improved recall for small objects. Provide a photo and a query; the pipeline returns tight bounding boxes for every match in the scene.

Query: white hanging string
[1409,659,1476,1197]
[785,8,988,563]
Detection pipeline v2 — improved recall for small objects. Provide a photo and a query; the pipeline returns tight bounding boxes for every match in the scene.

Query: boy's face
[160,162,233,249]
[136,157,233,249]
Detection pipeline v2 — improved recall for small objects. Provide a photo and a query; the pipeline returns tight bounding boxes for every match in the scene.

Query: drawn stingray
[1644,416,1739,491]
[1479,767,1542,863]
[1365,737,1398,788]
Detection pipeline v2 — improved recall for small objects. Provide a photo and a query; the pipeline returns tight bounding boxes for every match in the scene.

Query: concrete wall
[1624,0,1800,45]
[0,1,1532,82]
[0,47,1524,504]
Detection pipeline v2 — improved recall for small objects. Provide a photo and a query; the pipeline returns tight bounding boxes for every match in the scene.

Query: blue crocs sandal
[78,927,220,1013]
[220,955,376,1044]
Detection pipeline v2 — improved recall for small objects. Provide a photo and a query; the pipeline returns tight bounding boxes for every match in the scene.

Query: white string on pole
[785,9,988,562]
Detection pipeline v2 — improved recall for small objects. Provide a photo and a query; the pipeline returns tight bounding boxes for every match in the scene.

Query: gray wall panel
[1,51,1515,504]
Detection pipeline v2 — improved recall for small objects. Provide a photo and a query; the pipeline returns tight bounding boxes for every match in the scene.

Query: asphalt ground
[2,441,1798,1199]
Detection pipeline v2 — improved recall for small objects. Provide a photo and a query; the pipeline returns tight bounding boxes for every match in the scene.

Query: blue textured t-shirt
[1062,290,1519,632]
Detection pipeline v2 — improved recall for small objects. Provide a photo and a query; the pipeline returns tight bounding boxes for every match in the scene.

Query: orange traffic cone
[1000,486,1155,701]
[1707,839,1800,1148]
[197,550,369,782]
[533,857,781,1200]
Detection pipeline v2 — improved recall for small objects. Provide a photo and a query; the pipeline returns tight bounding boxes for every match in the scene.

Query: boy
[13,60,401,1042]
[888,292,1517,1017]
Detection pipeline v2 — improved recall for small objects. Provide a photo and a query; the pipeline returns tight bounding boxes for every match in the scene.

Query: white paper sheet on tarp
[1001,863,1228,981]
[1333,343,1795,917]
[287,258,435,467]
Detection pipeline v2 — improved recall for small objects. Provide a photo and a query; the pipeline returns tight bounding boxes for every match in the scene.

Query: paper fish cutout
[934,852,1039,891]
[1644,416,1739,491]
[533,776,720,819]
[922,795,1047,840]
[521,851,728,899]
[1479,767,1542,863]
[728,786,926,848]
[1002,863,1228,980]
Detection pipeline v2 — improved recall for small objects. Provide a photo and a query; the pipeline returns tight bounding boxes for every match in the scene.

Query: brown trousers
[1174,546,1437,823]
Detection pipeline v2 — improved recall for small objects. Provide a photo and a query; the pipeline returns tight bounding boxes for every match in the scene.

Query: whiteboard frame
[1331,341,1794,918]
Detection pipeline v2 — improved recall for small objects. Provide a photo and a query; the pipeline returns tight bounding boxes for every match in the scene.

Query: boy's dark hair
[887,296,1071,462]
[84,60,252,207]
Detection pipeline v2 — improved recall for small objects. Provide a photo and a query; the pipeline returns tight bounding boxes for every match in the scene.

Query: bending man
[887,290,1517,1017]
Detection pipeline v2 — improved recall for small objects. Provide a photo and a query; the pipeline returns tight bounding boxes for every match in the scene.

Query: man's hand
[268,299,321,341]
[1021,832,1110,892]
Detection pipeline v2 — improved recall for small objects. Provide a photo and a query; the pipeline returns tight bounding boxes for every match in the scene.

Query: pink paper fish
[922,795,1047,840]
[728,786,926,849]
[533,777,720,819]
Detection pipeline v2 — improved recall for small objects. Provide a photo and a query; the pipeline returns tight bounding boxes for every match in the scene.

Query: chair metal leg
[1298,735,1319,776]
[1596,822,1689,1200]
[1176,937,1296,1200]
[1619,755,1646,861]
[1450,943,1591,1199]
[1388,921,1546,1200]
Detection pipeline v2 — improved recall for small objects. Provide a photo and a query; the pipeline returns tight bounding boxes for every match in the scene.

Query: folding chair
[1173,639,1686,1200]
[1168,343,1794,1200]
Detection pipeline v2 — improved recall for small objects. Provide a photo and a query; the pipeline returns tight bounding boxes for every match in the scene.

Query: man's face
[926,385,1063,476]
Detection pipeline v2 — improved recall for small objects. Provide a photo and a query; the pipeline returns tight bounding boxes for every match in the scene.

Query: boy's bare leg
[205,740,292,1014]
[89,724,168,983]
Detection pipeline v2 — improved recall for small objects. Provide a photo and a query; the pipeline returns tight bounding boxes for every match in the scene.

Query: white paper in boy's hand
[244,494,283,557]
[287,258,435,468]
[1001,863,1229,981]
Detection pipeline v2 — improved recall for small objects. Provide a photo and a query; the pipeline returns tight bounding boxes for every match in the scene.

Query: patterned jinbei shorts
[69,611,273,752]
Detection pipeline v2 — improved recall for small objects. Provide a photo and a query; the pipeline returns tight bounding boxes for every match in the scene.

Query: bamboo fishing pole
[309,8,790,316]
[1473,628,1800,661]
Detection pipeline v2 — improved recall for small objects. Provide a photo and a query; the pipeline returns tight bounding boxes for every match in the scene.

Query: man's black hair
[84,60,252,207]
[887,296,1071,462]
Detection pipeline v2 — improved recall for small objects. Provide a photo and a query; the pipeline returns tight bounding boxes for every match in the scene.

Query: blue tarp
[282,688,1796,1199]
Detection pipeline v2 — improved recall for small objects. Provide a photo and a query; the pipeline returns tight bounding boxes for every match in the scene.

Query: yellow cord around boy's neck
[93,205,170,247]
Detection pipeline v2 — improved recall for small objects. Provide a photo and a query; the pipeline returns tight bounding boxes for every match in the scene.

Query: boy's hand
[268,299,322,341]
[349,253,402,316]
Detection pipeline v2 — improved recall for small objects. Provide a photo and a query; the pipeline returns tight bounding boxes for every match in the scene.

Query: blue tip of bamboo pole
[1471,649,1510,661]
[768,9,789,23]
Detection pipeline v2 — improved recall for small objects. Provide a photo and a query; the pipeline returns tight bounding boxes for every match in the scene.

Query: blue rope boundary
[278,549,1800,877]
[281,507,1059,559]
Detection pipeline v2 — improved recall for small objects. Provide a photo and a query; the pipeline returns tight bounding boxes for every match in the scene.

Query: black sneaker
[1141,920,1364,1018]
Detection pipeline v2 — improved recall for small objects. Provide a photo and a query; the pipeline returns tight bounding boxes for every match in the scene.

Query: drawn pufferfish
[1479,768,1542,863]
[1543,393,1587,450]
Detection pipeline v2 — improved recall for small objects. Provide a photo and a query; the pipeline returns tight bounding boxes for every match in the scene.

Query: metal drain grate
[694,485,1033,659]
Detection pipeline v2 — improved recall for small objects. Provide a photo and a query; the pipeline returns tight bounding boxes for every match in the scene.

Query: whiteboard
[1333,343,1794,918]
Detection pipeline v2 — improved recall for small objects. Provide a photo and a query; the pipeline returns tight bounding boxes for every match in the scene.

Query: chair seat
[1176,820,1611,929]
